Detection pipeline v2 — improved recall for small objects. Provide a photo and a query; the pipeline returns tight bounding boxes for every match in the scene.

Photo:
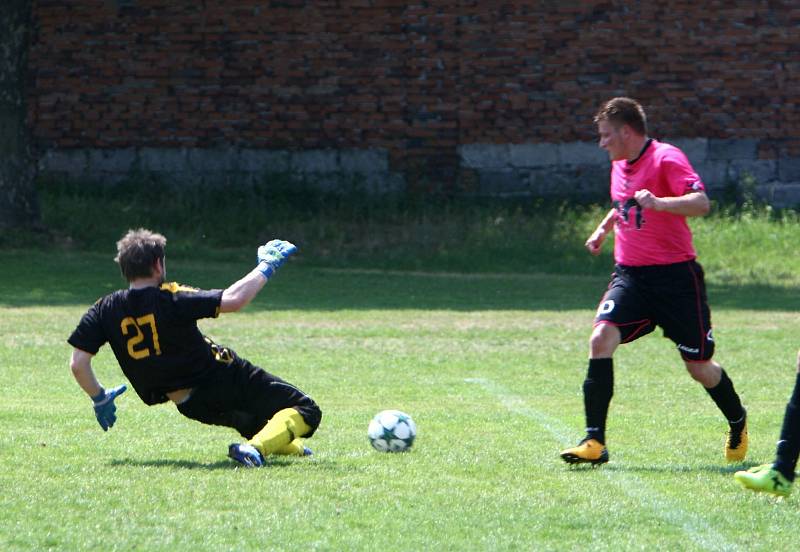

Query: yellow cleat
[725,418,748,462]
[734,464,791,498]
[560,438,609,466]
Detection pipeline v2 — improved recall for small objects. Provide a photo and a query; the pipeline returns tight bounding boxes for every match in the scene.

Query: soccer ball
[368,410,417,452]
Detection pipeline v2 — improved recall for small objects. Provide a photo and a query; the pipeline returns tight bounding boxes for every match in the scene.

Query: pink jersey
[610,139,705,266]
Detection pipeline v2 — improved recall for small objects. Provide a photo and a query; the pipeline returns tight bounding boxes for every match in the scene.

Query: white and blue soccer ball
[368,410,417,452]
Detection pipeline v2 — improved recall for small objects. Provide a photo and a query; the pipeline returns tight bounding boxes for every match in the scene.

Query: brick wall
[29,1,800,198]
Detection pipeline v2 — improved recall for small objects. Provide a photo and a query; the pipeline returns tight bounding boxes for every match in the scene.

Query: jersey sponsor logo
[677,343,700,354]
[613,198,645,229]
[597,299,615,315]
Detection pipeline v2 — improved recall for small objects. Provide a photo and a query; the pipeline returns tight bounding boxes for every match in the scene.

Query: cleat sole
[560,451,609,466]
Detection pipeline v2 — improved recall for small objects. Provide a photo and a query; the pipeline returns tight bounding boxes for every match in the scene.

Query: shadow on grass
[3,249,800,311]
[599,461,761,475]
[109,458,234,470]
[108,456,314,470]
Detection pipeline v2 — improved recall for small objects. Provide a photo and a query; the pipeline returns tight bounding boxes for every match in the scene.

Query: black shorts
[176,351,321,439]
[594,260,715,362]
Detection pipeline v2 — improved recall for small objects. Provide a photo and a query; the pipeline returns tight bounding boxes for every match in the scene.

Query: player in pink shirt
[609,139,704,267]
[560,97,748,466]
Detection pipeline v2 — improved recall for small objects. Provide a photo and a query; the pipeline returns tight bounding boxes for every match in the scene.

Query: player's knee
[296,399,322,437]
[685,360,719,386]
[589,324,619,357]
[306,404,322,432]
[685,362,704,381]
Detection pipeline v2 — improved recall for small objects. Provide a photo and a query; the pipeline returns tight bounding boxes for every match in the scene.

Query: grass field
[1,242,800,551]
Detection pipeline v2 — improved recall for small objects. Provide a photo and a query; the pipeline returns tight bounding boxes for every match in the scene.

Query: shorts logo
[597,300,615,315]
[706,329,714,342]
[677,344,700,354]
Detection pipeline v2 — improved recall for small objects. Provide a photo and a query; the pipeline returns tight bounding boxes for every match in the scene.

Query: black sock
[704,369,745,424]
[774,373,800,482]
[584,358,614,444]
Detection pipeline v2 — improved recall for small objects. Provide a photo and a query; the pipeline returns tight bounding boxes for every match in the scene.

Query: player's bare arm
[219,239,297,313]
[70,348,103,397]
[70,347,127,431]
[220,268,269,313]
[585,208,617,255]
[634,190,710,217]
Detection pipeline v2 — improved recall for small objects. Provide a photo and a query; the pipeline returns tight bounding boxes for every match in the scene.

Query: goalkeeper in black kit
[67,228,321,467]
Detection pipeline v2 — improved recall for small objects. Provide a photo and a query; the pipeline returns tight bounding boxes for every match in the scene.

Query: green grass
[4,185,800,549]
[2,247,800,551]
[15,176,800,286]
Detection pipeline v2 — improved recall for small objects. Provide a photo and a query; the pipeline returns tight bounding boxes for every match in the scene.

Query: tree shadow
[3,250,800,311]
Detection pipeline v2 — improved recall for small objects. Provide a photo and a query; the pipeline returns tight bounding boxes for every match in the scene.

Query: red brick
[26,1,800,177]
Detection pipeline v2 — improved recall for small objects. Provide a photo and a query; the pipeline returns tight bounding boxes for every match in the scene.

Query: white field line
[464,377,740,552]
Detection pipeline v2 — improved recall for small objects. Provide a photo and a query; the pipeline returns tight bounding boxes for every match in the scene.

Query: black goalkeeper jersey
[68,282,224,405]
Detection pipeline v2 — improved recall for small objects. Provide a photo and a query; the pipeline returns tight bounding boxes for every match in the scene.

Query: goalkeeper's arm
[220,267,269,313]
[70,348,104,398]
[220,239,297,313]
[71,348,127,431]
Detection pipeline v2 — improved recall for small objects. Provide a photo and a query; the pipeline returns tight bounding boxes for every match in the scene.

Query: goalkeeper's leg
[222,356,321,463]
[248,407,313,456]
[274,438,313,456]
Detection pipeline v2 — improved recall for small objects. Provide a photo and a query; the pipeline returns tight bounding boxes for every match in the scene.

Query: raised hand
[256,239,298,278]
